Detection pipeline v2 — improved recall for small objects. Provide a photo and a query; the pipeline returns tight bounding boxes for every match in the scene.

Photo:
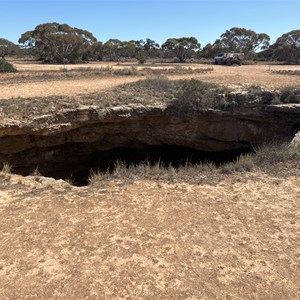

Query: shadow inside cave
[13,144,252,186]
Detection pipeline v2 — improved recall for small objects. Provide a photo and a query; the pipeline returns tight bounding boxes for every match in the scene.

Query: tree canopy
[19,22,97,63]
[201,27,270,60]
[0,38,19,58]
[271,30,300,64]
[162,37,200,62]
[4,23,297,64]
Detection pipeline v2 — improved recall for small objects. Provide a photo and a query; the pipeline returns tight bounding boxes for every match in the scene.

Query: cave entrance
[21,144,251,186]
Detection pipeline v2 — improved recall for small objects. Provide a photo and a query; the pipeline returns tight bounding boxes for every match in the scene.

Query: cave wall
[0,103,300,177]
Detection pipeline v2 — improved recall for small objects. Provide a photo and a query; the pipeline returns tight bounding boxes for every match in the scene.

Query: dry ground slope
[0,172,299,299]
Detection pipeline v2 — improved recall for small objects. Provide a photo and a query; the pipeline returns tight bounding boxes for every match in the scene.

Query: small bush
[0,59,17,73]
[271,70,300,76]
[279,86,300,104]
[169,79,228,112]
[136,52,147,64]
[253,141,300,167]
[113,67,138,76]
[221,154,254,174]
[134,74,171,91]
[174,79,217,99]
[245,84,263,95]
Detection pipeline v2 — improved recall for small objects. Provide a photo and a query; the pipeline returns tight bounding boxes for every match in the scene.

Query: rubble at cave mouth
[11,144,252,186]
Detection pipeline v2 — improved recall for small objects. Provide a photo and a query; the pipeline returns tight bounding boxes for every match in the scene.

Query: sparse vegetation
[129,74,171,91]
[151,66,214,75]
[221,154,254,174]
[279,86,300,103]
[170,79,229,111]
[244,84,263,94]
[86,142,299,185]
[30,167,41,176]
[1,18,300,300]
[253,141,300,167]
[64,176,75,186]
[113,66,139,76]
[136,51,147,64]
[1,74,299,120]
[0,58,17,73]
[271,70,300,76]
[1,162,12,174]
[88,159,218,185]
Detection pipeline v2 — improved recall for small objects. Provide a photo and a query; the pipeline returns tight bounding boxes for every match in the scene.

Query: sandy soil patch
[0,76,142,99]
[0,172,299,299]
[1,62,299,100]
[175,64,300,89]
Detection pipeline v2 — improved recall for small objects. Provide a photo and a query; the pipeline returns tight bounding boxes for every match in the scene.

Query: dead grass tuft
[113,67,139,76]
[1,162,12,174]
[221,154,254,174]
[271,70,300,76]
[253,141,300,167]
[87,142,300,186]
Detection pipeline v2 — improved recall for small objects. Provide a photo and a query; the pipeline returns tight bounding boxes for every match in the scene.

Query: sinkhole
[8,143,252,186]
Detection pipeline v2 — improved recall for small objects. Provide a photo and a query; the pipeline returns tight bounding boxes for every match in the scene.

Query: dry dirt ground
[0,60,300,99]
[0,172,299,299]
[1,60,300,299]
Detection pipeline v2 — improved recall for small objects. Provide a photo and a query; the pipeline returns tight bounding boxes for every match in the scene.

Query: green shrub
[279,86,300,103]
[174,79,217,100]
[134,74,171,91]
[169,79,228,112]
[245,84,263,95]
[136,52,147,64]
[0,59,17,73]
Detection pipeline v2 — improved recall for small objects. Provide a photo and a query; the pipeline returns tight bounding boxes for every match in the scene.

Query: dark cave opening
[14,143,252,186]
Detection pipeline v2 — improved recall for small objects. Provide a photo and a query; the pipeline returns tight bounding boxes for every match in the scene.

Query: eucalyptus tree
[103,39,124,61]
[19,22,97,63]
[143,38,160,58]
[0,38,19,58]
[90,41,104,61]
[162,37,200,62]
[219,27,270,59]
[203,27,270,59]
[200,40,223,58]
[271,30,300,64]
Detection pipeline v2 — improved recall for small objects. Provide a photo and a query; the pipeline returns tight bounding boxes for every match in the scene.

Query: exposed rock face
[0,101,300,180]
[291,131,300,148]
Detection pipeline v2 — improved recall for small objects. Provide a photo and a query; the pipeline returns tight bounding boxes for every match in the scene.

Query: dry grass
[271,69,300,76]
[0,162,12,174]
[85,142,300,187]
[2,76,299,121]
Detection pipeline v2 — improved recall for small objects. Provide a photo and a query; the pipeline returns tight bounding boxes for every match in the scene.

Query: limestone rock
[0,100,300,179]
[291,131,300,148]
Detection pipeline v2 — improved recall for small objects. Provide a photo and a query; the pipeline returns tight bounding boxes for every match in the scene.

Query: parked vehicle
[214,52,244,66]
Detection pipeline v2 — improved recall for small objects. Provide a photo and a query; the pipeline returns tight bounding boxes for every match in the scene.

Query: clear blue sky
[1,0,299,47]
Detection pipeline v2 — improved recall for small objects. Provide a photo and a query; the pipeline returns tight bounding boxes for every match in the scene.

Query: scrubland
[0,59,300,299]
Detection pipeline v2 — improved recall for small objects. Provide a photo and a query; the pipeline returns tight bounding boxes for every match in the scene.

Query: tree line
[1,22,299,64]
